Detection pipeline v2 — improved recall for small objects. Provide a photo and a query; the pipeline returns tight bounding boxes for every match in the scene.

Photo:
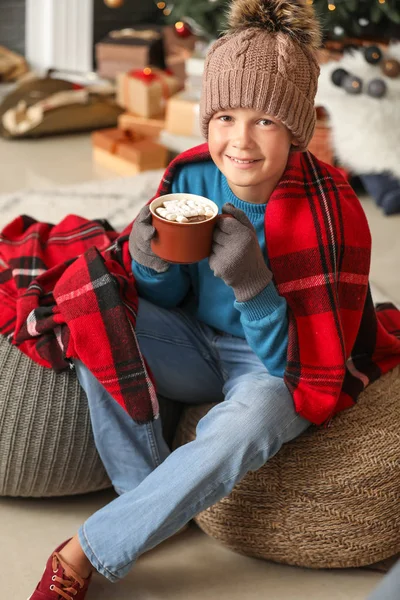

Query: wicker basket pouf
[173,367,400,569]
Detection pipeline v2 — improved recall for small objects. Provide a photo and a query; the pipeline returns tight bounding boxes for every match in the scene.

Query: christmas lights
[152,0,400,41]
[104,0,125,7]
[311,0,400,39]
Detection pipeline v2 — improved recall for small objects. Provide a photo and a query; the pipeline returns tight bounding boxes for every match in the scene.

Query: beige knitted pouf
[174,367,400,569]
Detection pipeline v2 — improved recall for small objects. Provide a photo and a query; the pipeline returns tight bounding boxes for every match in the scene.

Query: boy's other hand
[129,205,170,273]
[209,203,273,302]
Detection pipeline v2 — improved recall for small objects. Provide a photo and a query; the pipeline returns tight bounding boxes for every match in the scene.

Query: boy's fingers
[216,215,243,235]
[136,204,152,224]
[132,204,155,244]
[221,203,253,229]
[213,227,230,246]
[141,224,156,242]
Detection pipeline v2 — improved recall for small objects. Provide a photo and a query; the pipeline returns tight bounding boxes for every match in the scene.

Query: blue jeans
[74,298,310,582]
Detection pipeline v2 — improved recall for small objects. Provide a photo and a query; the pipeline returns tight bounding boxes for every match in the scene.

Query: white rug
[0,171,395,307]
[0,168,164,231]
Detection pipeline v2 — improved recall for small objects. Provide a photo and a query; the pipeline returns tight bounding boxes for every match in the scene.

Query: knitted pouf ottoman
[0,335,111,497]
[0,334,183,497]
[173,366,400,569]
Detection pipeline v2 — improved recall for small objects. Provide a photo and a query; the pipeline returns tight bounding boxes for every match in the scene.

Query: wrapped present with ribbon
[96,26,166,79]
[165,90,202,138]
[92,127,168,176]
[165,50,191,87]
[162,25,197,57]
[116,67,183,119]
[118,112,165,139]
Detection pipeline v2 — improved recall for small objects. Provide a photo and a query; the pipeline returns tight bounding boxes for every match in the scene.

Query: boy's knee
[224,376,300,441]
[226,374,285,414]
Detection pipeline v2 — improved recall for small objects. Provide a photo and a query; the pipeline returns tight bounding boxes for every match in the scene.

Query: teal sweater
[131,161,288,377]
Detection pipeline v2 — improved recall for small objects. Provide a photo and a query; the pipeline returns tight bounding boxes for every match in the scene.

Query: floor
[0,132,398,600]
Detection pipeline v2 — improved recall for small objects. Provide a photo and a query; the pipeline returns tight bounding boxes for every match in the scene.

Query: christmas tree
[163,0,229,40]
[311,0,400,41]
[162,0,400,42]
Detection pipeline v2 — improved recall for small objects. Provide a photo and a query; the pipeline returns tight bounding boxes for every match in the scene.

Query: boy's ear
[290,137,302,153]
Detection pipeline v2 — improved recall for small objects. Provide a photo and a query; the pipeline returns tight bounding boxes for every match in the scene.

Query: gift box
[165,50,191,86]
[166,39,209,88]
[118,112,165,139]
[162,25,198,56]
[92,127,168,176]
[96,26,165,79]
[165,91,201,137]
[185,55,205,100]
[116,67,183,118]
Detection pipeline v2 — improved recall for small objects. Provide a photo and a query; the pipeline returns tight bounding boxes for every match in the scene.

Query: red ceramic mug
[150,193,220,264]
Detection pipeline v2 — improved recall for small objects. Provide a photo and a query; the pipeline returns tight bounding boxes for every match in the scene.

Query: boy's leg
[77,338,310,582]
[74,298,224,495]
[74,360,170,496]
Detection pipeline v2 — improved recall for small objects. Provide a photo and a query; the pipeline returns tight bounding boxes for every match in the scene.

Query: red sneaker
[29,540,92,600]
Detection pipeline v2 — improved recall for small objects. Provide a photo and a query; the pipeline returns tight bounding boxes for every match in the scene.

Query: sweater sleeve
[131,262,191,309]
[234,282,288,378]
[130,166,192,308]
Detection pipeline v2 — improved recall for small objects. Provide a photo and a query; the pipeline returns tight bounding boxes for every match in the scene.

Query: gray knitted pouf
[0,335,111,497]
[0,335,183,498]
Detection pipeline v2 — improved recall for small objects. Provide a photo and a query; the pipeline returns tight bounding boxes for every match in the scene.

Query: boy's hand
[209,203,273,302]
[129,205,170,273]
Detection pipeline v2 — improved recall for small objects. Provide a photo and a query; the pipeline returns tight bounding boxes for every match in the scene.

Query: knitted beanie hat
[200,0,322,151]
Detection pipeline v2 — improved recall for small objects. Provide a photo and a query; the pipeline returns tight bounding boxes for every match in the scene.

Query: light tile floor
[0,133,398,600]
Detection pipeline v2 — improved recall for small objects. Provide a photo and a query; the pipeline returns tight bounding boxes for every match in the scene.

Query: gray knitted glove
[209,203,273,302]
[129,204,170,273]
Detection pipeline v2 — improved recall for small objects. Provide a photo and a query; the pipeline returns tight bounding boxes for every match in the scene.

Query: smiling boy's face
[208,107,297,204]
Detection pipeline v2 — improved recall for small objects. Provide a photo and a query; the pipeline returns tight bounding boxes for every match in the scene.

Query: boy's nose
[232,125,255,149]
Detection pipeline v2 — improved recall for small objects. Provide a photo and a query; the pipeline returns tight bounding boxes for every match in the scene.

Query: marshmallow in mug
[155,196,215,223]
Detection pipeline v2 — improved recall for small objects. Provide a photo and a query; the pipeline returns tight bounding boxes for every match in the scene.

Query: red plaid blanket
[1,144,400,425]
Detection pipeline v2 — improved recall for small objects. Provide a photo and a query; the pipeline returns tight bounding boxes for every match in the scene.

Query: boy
[29,1,400,598]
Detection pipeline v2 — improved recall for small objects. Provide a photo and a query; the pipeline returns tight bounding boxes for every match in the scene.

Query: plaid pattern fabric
[0,214,157,423]
[0,144,399,425]
[0,215,117,364]
[152,145,400,424]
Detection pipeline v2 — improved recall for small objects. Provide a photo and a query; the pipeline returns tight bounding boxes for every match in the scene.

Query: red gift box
[117,67,183,118]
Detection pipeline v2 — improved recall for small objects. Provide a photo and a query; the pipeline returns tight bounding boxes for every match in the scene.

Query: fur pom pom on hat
[227,0,322,48]
[200,0,322,151]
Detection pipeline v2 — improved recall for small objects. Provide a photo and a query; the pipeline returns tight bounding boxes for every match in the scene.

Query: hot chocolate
[155,196,215,224]
[150,192,219,263]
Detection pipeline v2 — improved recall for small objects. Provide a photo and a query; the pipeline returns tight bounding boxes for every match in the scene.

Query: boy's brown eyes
[214,115,276,126]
